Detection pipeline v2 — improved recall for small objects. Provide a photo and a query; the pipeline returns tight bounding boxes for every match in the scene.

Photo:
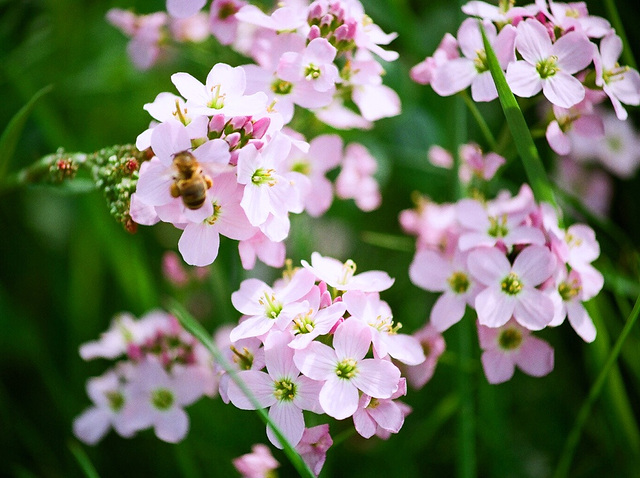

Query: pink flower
[73,369,135,444]
[293,319,401,420]
[177,172,256,266]
[295,425,332,477]
[461,0,535,23]
[107,9,168,70]
[349,55,402,121]
[506,18,593,108]
[342,291,426,365]
[124,360,206,443]
[432,18,516,101]
[469,245,556,330]
[229,268,316,342]
[172,63,268,117]
[458,143,505,182]
[548,268,596,342]
[335,143,381,211]
[594,33,640,121]
[209,0,246,45]
[277,38,339,93]
[233,444,279,478]
[166,0,206,19]
[227,331,323,448]
[409,249,478,332]
[553,157,612,217]
[235,4,308,32]
[301,252,394,293]
[238,231,286,270]
[402,324,446,389]
[352,378,408,439]
[478,319,554,384]
[545,103,604,156]
[411,33,459,85]
[540,0,612,38]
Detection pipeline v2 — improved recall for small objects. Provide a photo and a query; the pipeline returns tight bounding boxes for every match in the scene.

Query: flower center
[558,280,581,302]
[293,309,316,334]
[230,345,255,370]
[498,327,523,350]
[271,79,294,95]
[217,1,238,20]
[338,259,357,285]
[291,160,311,176]
[367,398,380,409]
[106,390,125,412]
[607,135,622,152]
[207,84,225,109]
[367,314,402,334]
[474,49,488,74]
[259,291,283,319]
[488,214,509,238]
[448,271,470,294]
[251,168,277,186]
[204,202,222,225]
[274,378,297,402]
[536,56,559,79]
[501,272,523,295]
[603,65,629,85]
[335,358,358,380]
[151,388,175,410]
[304,64,322,80]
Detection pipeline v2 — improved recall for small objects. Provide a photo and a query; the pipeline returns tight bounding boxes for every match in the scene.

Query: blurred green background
[1,0,640,476]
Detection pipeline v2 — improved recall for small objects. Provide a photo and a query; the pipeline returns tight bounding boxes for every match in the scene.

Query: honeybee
[170,152,213,210]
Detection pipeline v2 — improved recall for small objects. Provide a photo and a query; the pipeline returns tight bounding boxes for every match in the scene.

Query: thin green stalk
[603,0,637,69]
[457,313,476,478]
[168,300,315,478]
[68,441,100,478]
[459,90,497,151]
[553,293,640,478]
[479,23,557,210]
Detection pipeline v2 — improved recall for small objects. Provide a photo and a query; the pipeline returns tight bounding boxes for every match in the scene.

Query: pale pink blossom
[335,143,381,211]
[352,378,408,439]
[506,18,593,108]
[409,249,478,332]
[107,9,167,70]
[459,143,505,182]
[461,0,536,23]
[349,54,401,121]
[540,0,612,38]
[343,291,426,365]
[209,0,246,45]
[227,331,323,448]
[124,360,206,443]
[432,18,516,102]
[73,369,135,444]
[172,63,268,117]
[594,33,640,121]
[547,268,596,342]
[427,145,453,168]
[166,0,206,19]
[411,33,459,85]
[456,197,545,251]
[277,38,339,93]
[229,268,316,342]
[177,172,256,266]
[301,252,394,293]
[315,99,373,130]
[235,4,308,32]
[233,444,280,478]
[162,251,189,286]
[478,319,554,384]
[399,198,458,252]
[402,324,446,389]
[170,13,210,42]
[288,286,347,350]
[293,318,401,420]
[238,231,286,270]
[553,158,612,216]
[469,245,556,330]
[295,425,332,477]
[545,103,604,155]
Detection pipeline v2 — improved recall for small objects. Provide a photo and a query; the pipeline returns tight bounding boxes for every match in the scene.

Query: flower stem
[459,90,497,151]
[604,0,637,69]
[168,299,316,478]
[553,292,640,478]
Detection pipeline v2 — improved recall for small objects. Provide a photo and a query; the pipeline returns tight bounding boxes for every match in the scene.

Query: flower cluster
[217,253,436,455]
[126,0,400,267]
[412,0,640,159]
[73,310,216,444]
[403,184,603,384]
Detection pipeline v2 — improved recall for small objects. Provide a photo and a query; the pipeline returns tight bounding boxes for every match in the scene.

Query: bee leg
[170,183,181,198]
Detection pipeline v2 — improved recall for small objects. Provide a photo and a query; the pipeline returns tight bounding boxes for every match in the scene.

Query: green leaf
[0,84,53,182]
[479,24,557,209]
[168,300,316,478]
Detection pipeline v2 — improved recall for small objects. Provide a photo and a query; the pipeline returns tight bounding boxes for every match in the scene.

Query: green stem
[457,313,477,478]
[168,300,315,478]
[68,441,100,478]
[553,293,640,478]
[479,22,558,210]
[459,90,497,151]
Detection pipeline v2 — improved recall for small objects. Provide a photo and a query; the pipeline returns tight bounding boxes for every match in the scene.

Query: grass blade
[479,23,557,209]
[68,441,100,478]
[0,85,53,182]
[168,299,316,478]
